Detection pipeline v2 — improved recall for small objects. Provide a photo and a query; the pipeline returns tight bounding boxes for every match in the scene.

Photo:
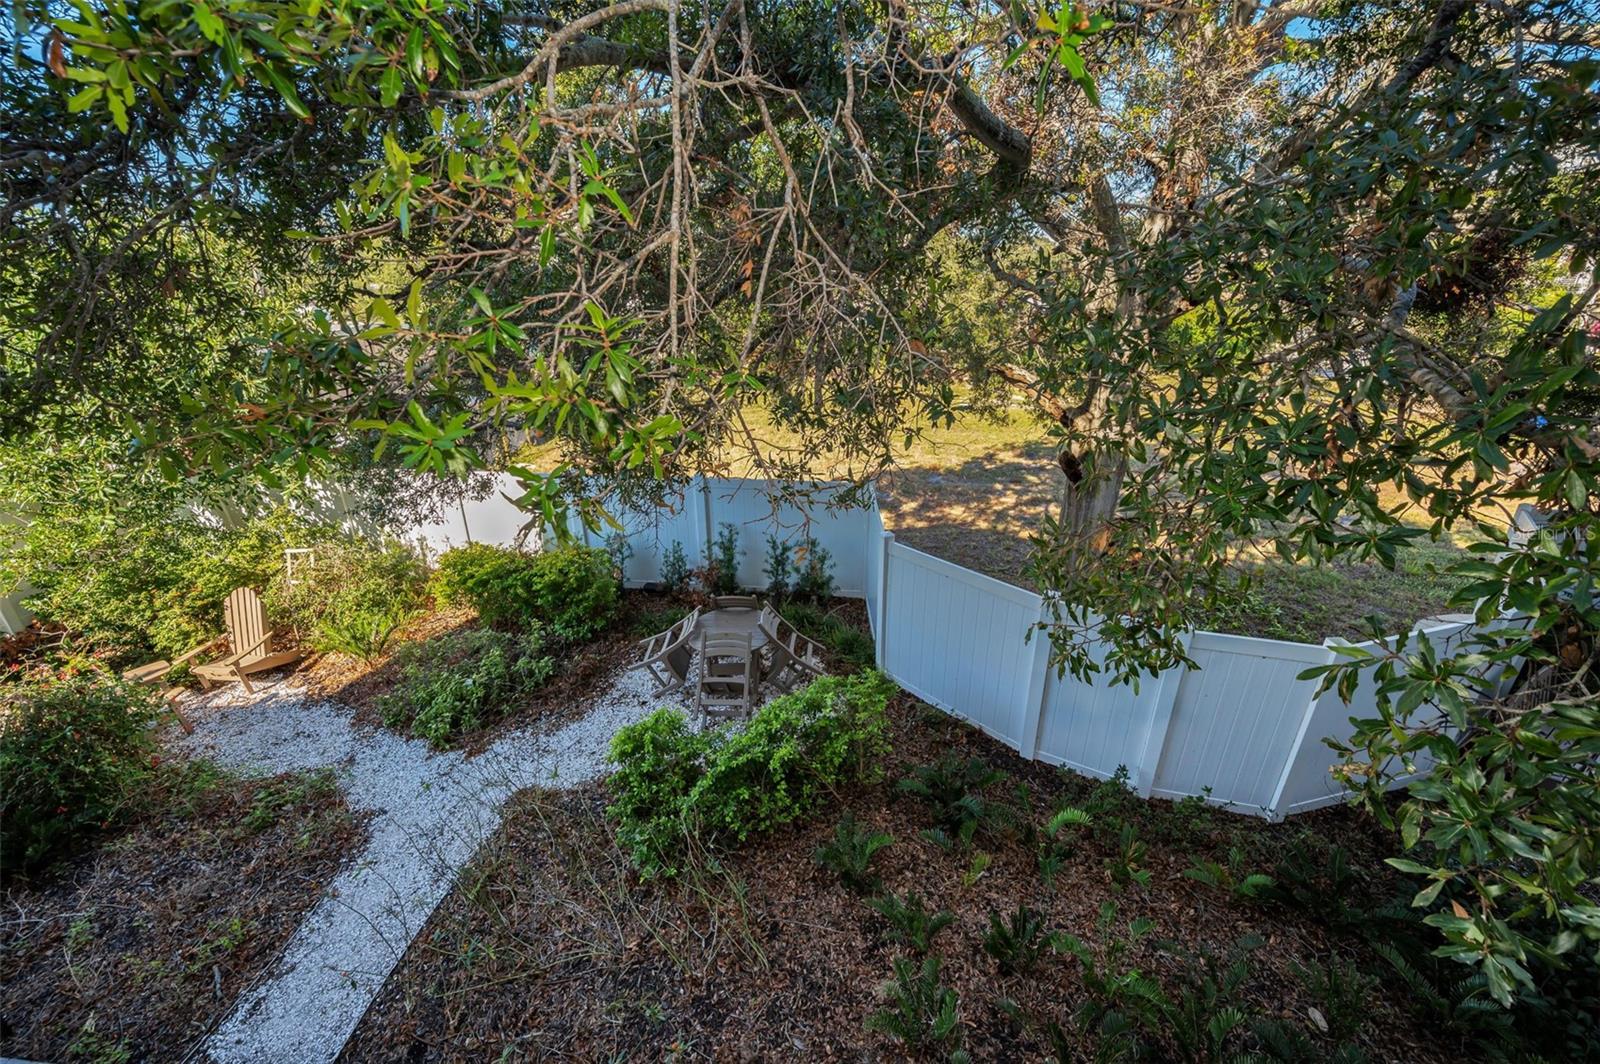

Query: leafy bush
[7,505,337,663]
[312,604,413,662]
[427,542,510,609]
[607,670,897,877]
[867,891,954,954]
[266,540,428,642]
[708,522,740,594]
[982,903,1055,976]
[425,543,616,640]
[898,753,1007,844]
[660,540,690,592]
[813,812,893,892]
[1,677,161,875]
[378,627,555,747]
[1039,804,1092,886]
[792,536,835,600]
[1183,848,1275,900]
[865,955,962,1052]
[763,534,791,599]
[604,531,632,586]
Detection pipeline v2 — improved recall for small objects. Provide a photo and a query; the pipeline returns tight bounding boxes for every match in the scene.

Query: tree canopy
[4,0,1599,1007]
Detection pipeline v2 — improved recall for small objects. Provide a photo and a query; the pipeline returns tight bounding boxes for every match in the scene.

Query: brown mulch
[1,766,367,1063]
[339,695,1452,1064]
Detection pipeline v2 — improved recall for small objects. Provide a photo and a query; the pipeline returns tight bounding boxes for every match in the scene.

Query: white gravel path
[172,665,688,1064]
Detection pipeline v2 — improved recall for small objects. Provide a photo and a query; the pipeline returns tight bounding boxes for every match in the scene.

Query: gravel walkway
[171,666,688,1064]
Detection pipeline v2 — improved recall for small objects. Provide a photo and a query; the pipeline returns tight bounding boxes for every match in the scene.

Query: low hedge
[607,670,898,877]
[428,543,617,641]
[1,677,162,876]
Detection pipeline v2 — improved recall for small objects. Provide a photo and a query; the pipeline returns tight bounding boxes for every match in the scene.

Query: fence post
[1134,632,1190,798]
[1264,642,1340,821]
[1016,594,1054,760]
[698,477,715,569]
[874,530,893,671]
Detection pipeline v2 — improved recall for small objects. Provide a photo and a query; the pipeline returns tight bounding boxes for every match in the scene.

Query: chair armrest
[173,638,224,666]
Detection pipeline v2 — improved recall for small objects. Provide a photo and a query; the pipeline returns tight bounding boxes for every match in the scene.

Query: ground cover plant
[338,694,1600,1062]
[378,627,555,748]
[1,761,366,1062]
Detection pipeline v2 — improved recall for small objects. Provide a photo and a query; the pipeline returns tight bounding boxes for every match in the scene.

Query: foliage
[378,627,554,747]
[898,754,1008,845]
[604,531,632,587]
[791,537,836,601]
[1310,623,1600,1005]
[311,604,413,662]
[709,523,740,595]
[1182,848,1275,901]
[813,811,893,893]
[779,602,876,670]
[606,671,896,877]
[1038,804,1092,887]
[422,544,615,640]
[267,540,428,648]
[428,542,511,609]
[864,955,962,1052]
[0,677,161,875]
[3,498,337,663]
[660,540,690,593]
[1105,824,1151,889]
[1292,955,1376,1044]
[763,534,791,599]
[981,904,1055,976]
[867,891,954,955]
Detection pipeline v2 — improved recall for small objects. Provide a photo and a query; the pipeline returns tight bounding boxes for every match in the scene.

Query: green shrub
[867,891,954,954]
[764,534,792,598]
[428,542,510,609]
[660,540,690,592]
[814,812,893,892]
[7,506,337,664]
[266,540,428,642]
[792,536,836,600]
[378,627,555,747]
[312,604,414,662]
[709,522,740,594]
[898,754,1007,844]
[607,670,897,877]
[780,602,875,670]
[982,904,1055,976]
[427,544,616,640]
[865,955,962,1051]
[1,677,162,875]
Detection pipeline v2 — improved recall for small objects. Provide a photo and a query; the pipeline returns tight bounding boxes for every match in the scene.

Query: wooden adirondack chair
[632,606,702,695]
[694,630,755,723]
[188,587,306,694]
[756,604,826,693]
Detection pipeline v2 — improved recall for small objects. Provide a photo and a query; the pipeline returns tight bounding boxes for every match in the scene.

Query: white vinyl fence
[3,472,1502,820]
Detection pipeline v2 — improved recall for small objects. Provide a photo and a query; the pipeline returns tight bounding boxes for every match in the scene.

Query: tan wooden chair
[632,606,701,694]
[756,604,826,693]
[695,630,755,723]
[189,587,306,694]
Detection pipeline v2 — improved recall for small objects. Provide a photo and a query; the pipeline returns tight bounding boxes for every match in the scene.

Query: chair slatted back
[223,587,272,664]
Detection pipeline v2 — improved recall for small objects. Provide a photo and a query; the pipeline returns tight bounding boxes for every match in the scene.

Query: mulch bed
[292,598,656,753]
[340,693,1453,1063]
[1,766,368,1062]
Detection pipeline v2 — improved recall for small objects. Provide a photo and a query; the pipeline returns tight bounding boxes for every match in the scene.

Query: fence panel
[1274,618,1478,816]
[1033,651,1156,782]
[1148,632,1333,814]
[881,542,1040,746]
